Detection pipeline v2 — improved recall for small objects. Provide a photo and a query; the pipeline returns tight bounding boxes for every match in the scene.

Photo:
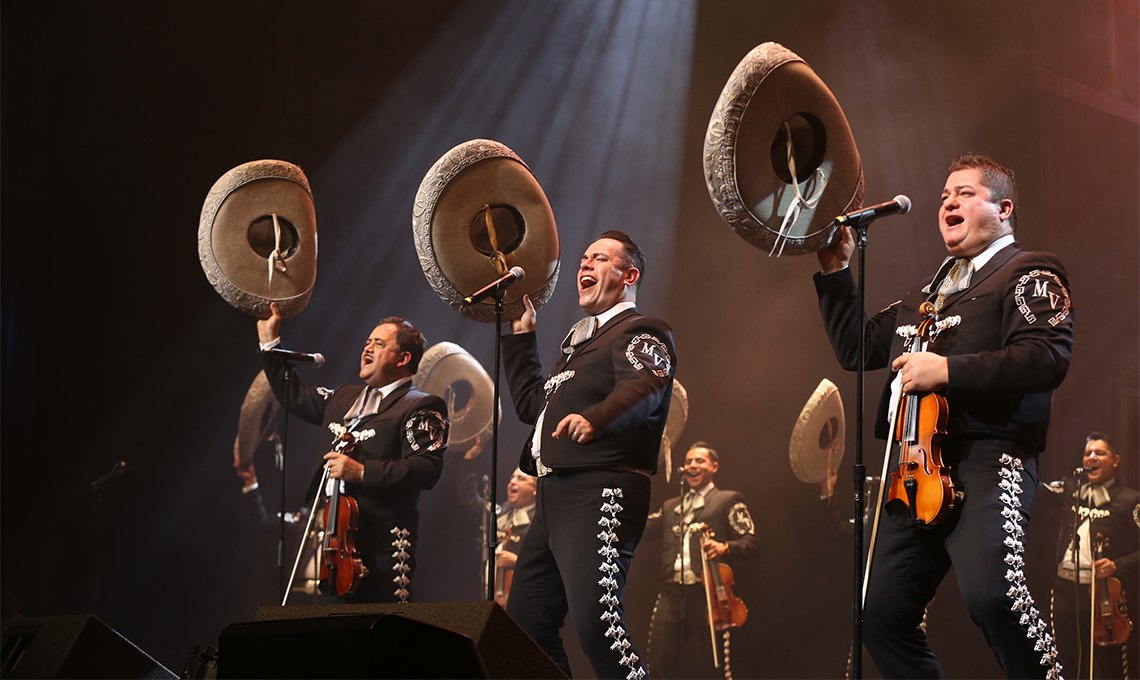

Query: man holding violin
[813,153,1074,678]
[647,442,758,679]
[493,467,537,607]
[1048,431,1138,679]
[257,303,449,603]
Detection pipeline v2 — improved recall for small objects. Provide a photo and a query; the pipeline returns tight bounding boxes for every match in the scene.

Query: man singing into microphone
[502,230,676,679]
[257,303,449,603]
[647,441,758,679]
[1047,432,1138,679]
[813,154,1074,678]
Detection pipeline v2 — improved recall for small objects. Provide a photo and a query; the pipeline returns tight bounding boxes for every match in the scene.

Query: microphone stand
[676,473,688,633]
[486,291,505,601]
[1067,470,1091,677]
[850,223,871,679]
[278,368,291,604]
[88,461,129,616]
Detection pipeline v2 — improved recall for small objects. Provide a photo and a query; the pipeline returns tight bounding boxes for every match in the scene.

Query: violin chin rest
[885,499,927,529]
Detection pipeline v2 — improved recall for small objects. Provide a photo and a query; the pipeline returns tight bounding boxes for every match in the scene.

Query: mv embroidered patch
[625,333,672,378]
[405,409,449,452]
[729,502,756,535]
[1013,269,1070,327]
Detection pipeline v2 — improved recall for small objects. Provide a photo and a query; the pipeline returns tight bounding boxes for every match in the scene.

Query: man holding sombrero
[501,230,676,679]
[257,303,450,604]
[814,153,1073,678]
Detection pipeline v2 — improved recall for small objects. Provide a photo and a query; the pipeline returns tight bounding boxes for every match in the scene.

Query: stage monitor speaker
[0,614,176,679]
[219,601,565,679]
[220,613,485,678]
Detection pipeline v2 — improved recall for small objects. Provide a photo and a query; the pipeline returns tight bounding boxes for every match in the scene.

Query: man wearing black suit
[502,230,676,679]
[814,154,1074,678]
[647,442,758,679]
[1048,431,1139,679]
[257,303,449,603]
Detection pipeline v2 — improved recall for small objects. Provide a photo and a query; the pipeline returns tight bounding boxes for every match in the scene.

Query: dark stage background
[2,1,1137,677]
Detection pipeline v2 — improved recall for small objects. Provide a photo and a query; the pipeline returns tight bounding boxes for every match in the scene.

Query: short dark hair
[947,153,1018,230]
[1085,431,1116,456]
[686,441,719,464]
[598,230,646,284]
[379,316,426,373]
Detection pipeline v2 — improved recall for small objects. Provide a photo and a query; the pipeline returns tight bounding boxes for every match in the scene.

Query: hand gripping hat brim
[413,139,559,323]
[704,42,864,256]
[789,378,846,484]
[416,342,497,455]
[198,159,317,319]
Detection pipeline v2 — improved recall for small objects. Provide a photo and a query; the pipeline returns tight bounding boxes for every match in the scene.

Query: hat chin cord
[769,122,828,258]
[268,213,289,286]
[482,205,511,278]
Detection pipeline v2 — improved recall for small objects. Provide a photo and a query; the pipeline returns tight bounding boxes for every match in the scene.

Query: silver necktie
[561,316,598,354]
[935,258,972,311]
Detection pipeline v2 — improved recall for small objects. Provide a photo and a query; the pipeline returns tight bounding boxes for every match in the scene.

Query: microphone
[264,347,325,366]
[1074,466,1093,477]
[834,195,912,228]
[90,460,135,488]
[463,266,526,305]
[675,467,697,477]
[112,459,136,476]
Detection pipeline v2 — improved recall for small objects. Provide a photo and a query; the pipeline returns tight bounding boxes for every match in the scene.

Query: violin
[696,525,747,669]
[318,431,368,597]
[699,525,745,612]
[886,301,963,528]
[1092,533,1132,647]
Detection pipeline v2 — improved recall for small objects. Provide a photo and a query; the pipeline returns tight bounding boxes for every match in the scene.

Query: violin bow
[697,524,721,668]
[281,465,332,606]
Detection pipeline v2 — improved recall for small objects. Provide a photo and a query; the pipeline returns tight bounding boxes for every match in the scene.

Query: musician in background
[493,467,537,607]
[502,230,676,679]
[647,442,757,679]
[234,452,273,527]
[232,440,327,603]
[813,154,1074,677]
[819,455,853,540]
[1048,432,1138,679]
[257,303,449,603]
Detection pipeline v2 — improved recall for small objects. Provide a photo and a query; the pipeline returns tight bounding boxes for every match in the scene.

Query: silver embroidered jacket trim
[596,487,645,680]
[998,454,1062,679]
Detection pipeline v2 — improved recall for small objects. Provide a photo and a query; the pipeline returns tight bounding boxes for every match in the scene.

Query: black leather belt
[1056,565,1092,584]
[546,465,651,479]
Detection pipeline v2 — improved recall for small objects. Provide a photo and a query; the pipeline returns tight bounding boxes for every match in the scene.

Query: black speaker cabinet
[218,601,565,679]
[0,614,175,679]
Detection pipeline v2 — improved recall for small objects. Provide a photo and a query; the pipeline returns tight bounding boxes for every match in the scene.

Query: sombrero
[789,378,846,483]
[413,139,559,323]
[659,379,689,483]
[233,370,280,467]
[416,341,497,457]
[704,42,864,256]
[199,160,317,319]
